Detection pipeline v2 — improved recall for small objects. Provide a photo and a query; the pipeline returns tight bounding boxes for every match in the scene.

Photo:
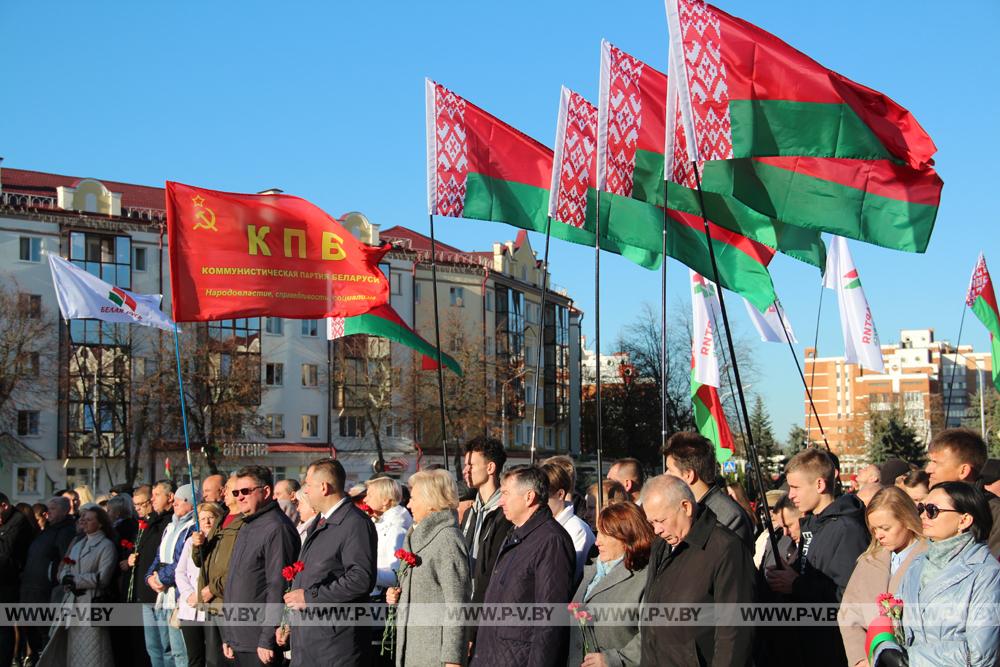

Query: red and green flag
[665,0,943,253]
[689,270,735,461]
[426,79,658,270]
[966,254,1000,392]
[328,303,462,376]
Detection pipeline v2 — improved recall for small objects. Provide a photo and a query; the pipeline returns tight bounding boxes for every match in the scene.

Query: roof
[380,225,466,255]
[2,167,166,211]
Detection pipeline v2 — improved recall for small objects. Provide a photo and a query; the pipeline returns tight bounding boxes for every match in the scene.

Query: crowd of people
[1,427,999,667]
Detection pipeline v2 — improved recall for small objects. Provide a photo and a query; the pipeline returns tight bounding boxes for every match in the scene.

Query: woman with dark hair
[726,482,760,534]
[896,482,1000,666]
[39,506,117,667]
[898,469,930,504]
[566,502,653,667]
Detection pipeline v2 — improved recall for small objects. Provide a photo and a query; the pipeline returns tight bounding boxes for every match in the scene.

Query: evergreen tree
[749,395,780,475]
[868,408,926,466]
[962,388,1000,458]
[784,424,811,455]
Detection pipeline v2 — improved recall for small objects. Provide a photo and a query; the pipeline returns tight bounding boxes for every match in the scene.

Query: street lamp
[500,367,528,451]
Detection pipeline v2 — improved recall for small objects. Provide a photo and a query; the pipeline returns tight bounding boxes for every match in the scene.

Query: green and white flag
[823,237,884,372]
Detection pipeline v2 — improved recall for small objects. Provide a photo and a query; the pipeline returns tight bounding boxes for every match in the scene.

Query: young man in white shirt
[541,460,594,584]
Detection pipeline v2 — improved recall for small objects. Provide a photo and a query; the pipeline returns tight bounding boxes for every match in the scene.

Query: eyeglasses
[917,503,963,520]
[232,486,263,498]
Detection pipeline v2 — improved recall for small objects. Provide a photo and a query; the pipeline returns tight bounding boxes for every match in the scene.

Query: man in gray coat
[221,465,300,667]
[282,458,377,667]
[663,432,754,549]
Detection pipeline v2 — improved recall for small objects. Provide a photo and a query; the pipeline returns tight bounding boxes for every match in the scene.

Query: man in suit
[281,458,377,667]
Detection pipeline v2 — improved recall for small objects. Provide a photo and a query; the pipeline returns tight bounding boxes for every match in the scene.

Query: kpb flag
[824,237,884,372]
[966,253,1000,392]
[48,255,174,331]
[165,182,390,322]
[744,298,797,344]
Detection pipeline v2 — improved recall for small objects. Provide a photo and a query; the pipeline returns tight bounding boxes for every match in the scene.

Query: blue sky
[2,0,998,441]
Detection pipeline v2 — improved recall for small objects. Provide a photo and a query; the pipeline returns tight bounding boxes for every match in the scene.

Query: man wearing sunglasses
[221,465,300,667]
[925,427,1000,558]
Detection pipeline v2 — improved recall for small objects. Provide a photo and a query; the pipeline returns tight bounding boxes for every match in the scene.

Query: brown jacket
[837,540,927,666]
[194,514,244,612]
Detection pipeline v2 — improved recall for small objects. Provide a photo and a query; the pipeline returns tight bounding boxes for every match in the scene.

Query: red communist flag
[166,182,390,322]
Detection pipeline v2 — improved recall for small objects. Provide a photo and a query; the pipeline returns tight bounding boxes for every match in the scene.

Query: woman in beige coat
[838,486,927,667]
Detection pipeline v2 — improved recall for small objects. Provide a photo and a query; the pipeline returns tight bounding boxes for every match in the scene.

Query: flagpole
[774,298,831,451]
[690,161,781,562]
[528,216,552,465]
[594,192,605,510]
[805,282,825,444]
[428,213,450,471]
[171,323,199,531]
[661,180,669,474]
[944,307,968,425]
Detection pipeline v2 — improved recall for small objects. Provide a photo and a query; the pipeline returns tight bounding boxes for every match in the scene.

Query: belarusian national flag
[426,79,659,269]
[744,298,797,344]
[689,270,735,461]
[164,458,172,479]
[966,254,1000,392]
[823,237,884,372]
[327,304,462,376]
[665,0,936,169]
[48,255,175,331]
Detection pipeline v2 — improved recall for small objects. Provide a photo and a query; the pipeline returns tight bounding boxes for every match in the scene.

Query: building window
[384,417,396,438]
[450,287,464,307]
[301,414,319,438]
[18,294,41,319]
[265,318,284,335]
[20,351,40,378]
[520,266,528,282]
[544,304,571,425]
[265,363,283,386]
[69,231,131,290]
[414,283,422,303]
[265,414,284,438]
[485,291,494,312]
[301,320,319,337]
[15,465,41,496]
[391,272,402,295]
[17,410,39,436]
[65,467,95,490]
[133,247,147,272]
[339,415,366,438]
[301,364,319,387]
[19,237,42,262]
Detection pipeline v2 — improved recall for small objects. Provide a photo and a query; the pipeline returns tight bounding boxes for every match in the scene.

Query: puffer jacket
[897,537,1000,667]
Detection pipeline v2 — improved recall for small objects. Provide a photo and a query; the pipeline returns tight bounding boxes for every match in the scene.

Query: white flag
[823,237,884,372]
[48,255,174,331]
[744,298,797,344]
[690,270,722,387]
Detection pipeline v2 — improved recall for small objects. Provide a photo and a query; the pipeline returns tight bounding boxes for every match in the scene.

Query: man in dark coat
[470,465,575,667]
[222,465,300,667]
[640,475,755,667]
[765,448,868,667]
[281,458,377,667]
[0,492,35,667]
[663,432,755,549]
[459,437,513,653]
[131,480,175,667]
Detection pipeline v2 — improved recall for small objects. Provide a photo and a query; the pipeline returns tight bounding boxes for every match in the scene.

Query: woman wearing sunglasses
[838,486,927,667]
[896,482,1000,666]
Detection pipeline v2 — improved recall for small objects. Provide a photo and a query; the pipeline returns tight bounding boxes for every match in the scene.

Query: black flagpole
[529,217,553,465]
[944,306,968,425]
[594,192,605,509]
[690,161,781,562]
[661,180,669,473]
[774,298,831,451]
[428,213,450,470]
[805,282,825,444]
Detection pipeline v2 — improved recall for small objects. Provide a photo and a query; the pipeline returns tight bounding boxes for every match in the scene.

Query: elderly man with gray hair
[639,475,755,666]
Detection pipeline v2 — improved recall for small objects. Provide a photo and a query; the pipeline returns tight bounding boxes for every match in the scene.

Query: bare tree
[334,334,393,473]
[0,281,56,425]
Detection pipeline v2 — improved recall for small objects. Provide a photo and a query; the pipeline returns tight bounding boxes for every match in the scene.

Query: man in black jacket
[222,465,300,667]
[470,465,574,667]
[19,497,77,658]
[640,475,755,667]
[0,492,34,667]
[765,448,868,667]
[663,432,755,549]
[131,480,175,667]
[281,458,376,667]
[460,437,513,653]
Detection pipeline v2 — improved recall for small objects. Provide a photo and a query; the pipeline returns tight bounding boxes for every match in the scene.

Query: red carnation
[282,566,295,582]
[394,549,418,567]
[138,519,148,531]
[120,539,135,551]
[62,557,76,566]
[292,561,305,574]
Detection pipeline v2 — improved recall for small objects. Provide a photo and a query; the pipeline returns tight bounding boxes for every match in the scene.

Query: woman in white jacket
[40,506,117,667]
[367,477,413,597]
[176,502,224,667]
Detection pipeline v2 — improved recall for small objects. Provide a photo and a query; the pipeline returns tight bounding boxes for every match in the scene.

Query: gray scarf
[920,531,974,588]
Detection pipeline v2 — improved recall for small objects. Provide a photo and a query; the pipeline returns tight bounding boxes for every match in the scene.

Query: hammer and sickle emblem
[191,195,219,232]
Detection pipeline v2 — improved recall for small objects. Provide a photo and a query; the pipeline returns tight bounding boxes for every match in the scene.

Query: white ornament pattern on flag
[677,0,733,161]
[433,83,469,218]
[669,99,698,188]
[967,254,991,306]
[554,91,598,229]
[328,317,346,340]
[604,45,644,197]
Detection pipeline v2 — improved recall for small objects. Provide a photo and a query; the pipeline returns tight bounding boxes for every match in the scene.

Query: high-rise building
[0,166,582,502]
[803,328,992,459]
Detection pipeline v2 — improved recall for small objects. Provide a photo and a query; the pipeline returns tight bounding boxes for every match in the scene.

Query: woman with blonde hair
[367,476,413,598]
[386,469,469,667]
[838,486,926,667]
